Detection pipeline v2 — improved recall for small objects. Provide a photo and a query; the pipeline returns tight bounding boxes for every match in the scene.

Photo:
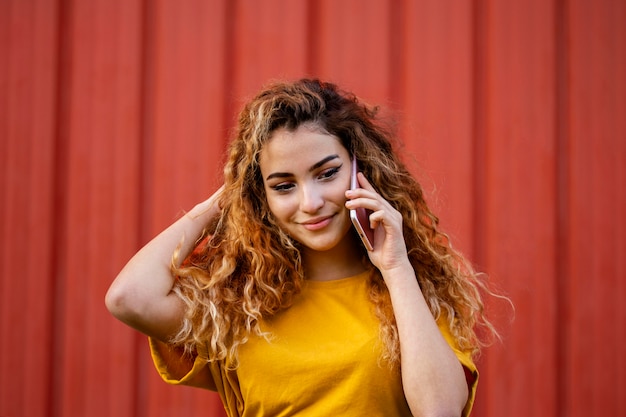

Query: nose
[299,183,324,213]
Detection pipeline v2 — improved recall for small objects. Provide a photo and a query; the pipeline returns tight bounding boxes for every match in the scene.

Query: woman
[106,79,499,416]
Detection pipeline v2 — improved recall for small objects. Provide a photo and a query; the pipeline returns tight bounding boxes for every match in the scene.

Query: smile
[300,215,334,231]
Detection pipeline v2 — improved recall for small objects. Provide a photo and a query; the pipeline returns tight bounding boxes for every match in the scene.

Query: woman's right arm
[105,187,223,342]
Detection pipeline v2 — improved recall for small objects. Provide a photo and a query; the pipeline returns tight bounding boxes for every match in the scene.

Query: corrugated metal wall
[1,0,624,416]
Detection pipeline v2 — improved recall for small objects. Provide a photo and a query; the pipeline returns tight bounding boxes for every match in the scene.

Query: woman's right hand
[186,185,224,234]
[105,185,224,342]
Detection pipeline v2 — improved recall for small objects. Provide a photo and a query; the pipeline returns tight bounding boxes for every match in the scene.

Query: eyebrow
[265,154,340,181]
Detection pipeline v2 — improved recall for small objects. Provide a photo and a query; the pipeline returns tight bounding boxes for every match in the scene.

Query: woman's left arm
[382,263,468,417]
[346,173,468,417]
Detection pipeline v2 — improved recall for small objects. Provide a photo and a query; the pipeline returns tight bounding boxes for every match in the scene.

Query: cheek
[265,195,292,222]
[334,180,350,204]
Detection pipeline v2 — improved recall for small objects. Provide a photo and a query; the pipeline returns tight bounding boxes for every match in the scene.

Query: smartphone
[350,157,375,251]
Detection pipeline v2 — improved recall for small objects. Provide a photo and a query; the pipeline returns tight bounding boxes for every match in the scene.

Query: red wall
[1,0,625,416]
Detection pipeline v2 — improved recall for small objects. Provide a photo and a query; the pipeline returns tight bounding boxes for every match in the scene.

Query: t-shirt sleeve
[436,317,479,417]
[148,337,217,391]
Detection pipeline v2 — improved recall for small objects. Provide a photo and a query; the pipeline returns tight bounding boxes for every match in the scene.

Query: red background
[1,0,625,416]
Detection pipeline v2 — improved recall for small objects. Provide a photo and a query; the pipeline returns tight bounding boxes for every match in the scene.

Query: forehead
[259,125,348,173]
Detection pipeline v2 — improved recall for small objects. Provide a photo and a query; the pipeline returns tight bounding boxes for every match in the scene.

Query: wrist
[380,260,417,287]
[187,198,220,221]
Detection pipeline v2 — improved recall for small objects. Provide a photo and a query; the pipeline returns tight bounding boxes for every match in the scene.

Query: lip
[300,215,334,231]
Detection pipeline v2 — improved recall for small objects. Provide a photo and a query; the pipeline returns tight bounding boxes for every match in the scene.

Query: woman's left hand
[345,172,411,275]
[347,174,469,417]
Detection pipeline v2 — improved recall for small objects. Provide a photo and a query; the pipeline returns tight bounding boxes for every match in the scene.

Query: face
[259,124,353,253]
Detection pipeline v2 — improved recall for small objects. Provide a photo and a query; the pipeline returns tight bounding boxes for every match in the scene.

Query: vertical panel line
[50,0,73,415]
[388,0,405,110]
[136,0,154,416]
[305,0,319,77]
[472,0,487,269]
[221,0,237,149]
[471,4,491,413]
[555,0,571,415]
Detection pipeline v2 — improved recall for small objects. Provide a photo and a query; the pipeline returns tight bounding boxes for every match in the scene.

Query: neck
[302,233,368,281]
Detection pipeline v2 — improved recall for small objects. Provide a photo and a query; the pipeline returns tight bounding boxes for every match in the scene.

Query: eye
[318,166,341,181]
[271,182,295,193]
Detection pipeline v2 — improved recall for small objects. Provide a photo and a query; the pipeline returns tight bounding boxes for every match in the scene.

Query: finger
[356,172,376,191]
[348,174,383,202]
[345,188,380,206]
[345,196,384,214]
[369,210,384,230]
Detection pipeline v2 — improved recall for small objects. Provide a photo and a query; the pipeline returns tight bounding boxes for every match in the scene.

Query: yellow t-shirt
[150,272,478,416]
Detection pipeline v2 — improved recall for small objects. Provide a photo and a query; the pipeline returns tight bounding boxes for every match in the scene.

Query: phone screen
[349,157,374,251]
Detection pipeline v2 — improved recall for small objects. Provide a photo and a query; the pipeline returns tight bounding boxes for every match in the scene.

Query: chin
[302,232,354,253]
[300,240,339,252]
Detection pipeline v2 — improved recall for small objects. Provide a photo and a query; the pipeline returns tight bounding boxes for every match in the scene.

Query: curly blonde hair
[171,79,500,368]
